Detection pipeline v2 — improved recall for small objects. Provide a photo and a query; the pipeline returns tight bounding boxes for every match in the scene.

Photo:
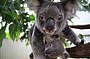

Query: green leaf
[1,10,18,23]
[29,15,35,21]
[79,34,84,39]
[0,0,8,6]
[0,39,3,47]
[0,27,6,47]
[6,32,11,39]
[9,22,20,40]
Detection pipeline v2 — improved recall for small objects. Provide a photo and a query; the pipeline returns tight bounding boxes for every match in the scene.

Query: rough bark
[69,24,90,29]
[66,42,90,58]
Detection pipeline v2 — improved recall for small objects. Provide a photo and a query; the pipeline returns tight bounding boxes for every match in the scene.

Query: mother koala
[27,0,84,59]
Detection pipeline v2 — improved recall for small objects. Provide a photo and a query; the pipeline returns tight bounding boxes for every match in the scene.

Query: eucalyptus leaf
[0,27,6,47]
[9,22,20,40]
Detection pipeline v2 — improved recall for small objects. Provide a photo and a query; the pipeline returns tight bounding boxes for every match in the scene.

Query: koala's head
[27,0,79,35]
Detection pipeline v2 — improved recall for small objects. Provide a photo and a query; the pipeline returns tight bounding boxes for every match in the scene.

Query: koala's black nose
[45,18,55,30]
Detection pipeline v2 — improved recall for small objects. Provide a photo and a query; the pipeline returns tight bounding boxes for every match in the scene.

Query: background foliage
[0,0,90,47]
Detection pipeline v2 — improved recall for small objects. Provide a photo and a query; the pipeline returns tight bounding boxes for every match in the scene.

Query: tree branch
[69,24,90,29]
[29,43,90,59]
[66,42,90,58]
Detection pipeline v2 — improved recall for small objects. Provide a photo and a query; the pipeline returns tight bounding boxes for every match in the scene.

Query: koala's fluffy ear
[62,0,80,18]
[26,0,48,12]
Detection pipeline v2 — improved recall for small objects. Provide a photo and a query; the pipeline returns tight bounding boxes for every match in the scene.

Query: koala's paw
[45,49,54,57]
[60,50,70,59]
[63,51,70,58]
[76,39,84,46]
[45,49,60,58]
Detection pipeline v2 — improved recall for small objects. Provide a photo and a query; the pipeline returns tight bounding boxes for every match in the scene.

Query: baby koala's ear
[62,0,80,18]
[26,0,48,12]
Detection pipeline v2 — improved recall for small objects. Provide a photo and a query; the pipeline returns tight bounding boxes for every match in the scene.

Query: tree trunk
[66,43,90,58]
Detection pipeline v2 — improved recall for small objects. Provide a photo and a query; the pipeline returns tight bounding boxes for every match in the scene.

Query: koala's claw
[80,39,84,44]
[76,40,84,46]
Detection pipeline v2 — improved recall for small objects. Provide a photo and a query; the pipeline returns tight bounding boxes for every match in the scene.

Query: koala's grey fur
[45,36,69,59]
[27,0,84,59]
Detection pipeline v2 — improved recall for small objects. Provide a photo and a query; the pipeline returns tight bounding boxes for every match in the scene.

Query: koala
[27,0,84,59]
[45,35,69,59]
[29,36,69,59]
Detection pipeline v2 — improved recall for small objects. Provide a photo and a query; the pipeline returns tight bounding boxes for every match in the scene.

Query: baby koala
[45,35,69,59]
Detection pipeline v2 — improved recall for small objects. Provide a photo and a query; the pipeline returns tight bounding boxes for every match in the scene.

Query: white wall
[0,39,32,59]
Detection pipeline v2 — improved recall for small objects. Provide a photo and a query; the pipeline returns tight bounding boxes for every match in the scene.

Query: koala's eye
[39,16,44,25]
[39,16,45,22]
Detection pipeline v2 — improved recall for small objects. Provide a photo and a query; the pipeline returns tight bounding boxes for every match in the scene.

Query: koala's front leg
[30,26,46,59]
[62,26,84,46]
